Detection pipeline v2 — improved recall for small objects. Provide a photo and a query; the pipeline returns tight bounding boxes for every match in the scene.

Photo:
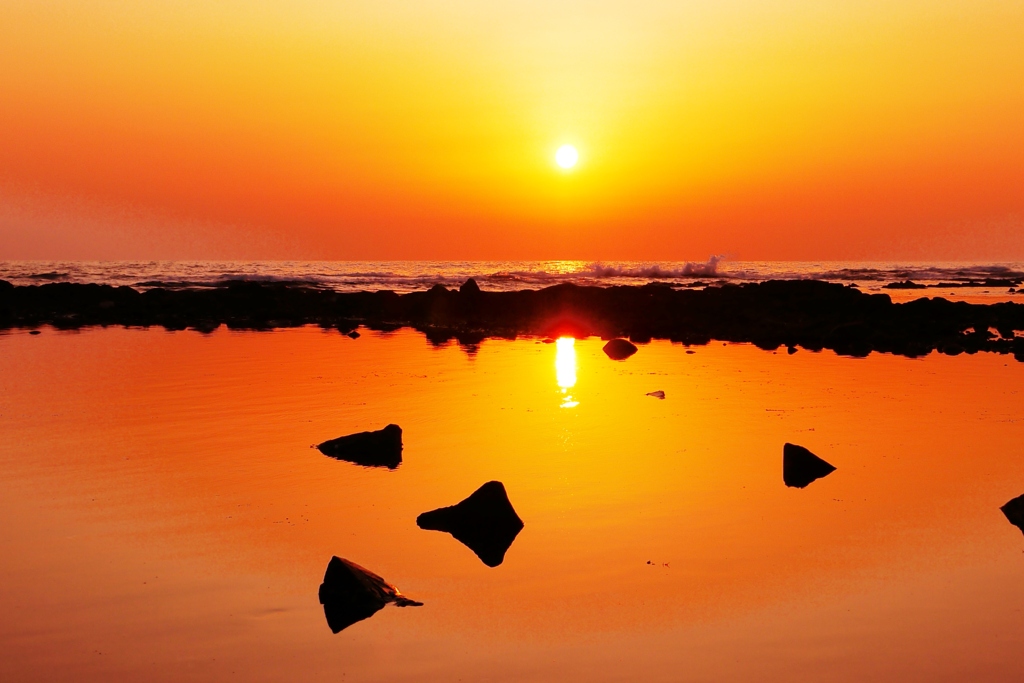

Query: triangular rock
[603,338,638,360]
[783,443,836,488]
[1001,493,1024,536]
[317,556,422,634]
[417,481,524,567]
[317,424,402,469]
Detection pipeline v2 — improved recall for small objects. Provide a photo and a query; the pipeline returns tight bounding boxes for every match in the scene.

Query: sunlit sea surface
[2,259,1024,303]
[2,325,1024,682]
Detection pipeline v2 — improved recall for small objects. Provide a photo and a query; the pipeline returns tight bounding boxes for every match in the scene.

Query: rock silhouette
[317,424,403,469]
[883,280,927,289]
[603,338,638,360]
[1001,494,1024,536]
[5,279,1024,363]
[646,390,665,399]
[417,481,524,567]
[317,556,422,633]
[783,443,836,488]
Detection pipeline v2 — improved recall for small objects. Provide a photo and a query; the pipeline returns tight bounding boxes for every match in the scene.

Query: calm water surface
[2,327,1023,681]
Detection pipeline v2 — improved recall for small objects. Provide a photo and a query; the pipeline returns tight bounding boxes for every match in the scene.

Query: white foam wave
[584,256,724,279]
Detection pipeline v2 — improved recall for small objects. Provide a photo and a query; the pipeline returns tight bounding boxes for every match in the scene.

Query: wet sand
[2,327,1024,681]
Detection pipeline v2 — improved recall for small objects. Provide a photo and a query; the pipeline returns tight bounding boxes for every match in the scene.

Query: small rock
[318,556,422,633]
[460,278,481,295]
[603,338,638,360]
[783,443,836,488]
[317,424,403,469]
[347,330,360,339]
[883,280,927,289]
[1001,493,1024,536]
[417,481,524,567]
[646,391,665,399]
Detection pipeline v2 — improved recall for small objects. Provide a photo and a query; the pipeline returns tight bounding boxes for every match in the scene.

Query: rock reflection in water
[417,481,524,567]
[317,556,422,634]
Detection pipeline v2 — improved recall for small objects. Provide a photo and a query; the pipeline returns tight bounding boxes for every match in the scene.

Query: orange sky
[1,0,1023,260]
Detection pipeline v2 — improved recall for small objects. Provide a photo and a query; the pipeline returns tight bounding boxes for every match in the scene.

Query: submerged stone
[417,481,524,567]
[1001,494,1024,536]
[318,556,422,634]
[603,338,638,360]
[783,443,836,488]
[317,424,403,469]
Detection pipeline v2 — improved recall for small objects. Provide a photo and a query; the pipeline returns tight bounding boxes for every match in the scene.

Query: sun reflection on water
[555,337,578,408]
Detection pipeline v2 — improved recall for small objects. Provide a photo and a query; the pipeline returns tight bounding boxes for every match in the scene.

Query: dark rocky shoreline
[3,278,1024,361]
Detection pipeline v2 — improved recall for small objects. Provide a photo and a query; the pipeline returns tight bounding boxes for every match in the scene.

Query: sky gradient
[1,0,1023,260]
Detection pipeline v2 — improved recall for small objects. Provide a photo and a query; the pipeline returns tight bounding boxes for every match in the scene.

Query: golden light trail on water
[555,337,578,408]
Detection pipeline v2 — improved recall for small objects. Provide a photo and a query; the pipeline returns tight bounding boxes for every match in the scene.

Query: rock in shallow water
[318,556,422,634]
[783,443,836,488]
[603,338,638,360]
[317,424,402,469]
[1001,494,1024,536]
[417,481,524,567]
[646,390,665,399]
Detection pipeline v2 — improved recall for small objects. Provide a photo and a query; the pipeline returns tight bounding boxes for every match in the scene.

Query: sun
[555,144,579,170]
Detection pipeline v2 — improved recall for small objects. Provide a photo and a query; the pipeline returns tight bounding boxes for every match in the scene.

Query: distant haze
[1,1,1023,260]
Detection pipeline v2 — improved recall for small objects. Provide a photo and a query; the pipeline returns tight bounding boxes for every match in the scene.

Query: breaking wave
[585,256,724,279]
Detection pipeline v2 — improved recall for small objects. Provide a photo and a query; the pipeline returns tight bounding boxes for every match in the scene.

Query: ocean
[3,259,1024,682]
[2,259,1023,301]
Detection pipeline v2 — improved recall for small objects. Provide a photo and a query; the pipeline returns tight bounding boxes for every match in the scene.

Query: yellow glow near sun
[555,145,579,170]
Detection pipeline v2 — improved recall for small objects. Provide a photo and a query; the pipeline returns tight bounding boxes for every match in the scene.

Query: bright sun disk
[555,145,578,169]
